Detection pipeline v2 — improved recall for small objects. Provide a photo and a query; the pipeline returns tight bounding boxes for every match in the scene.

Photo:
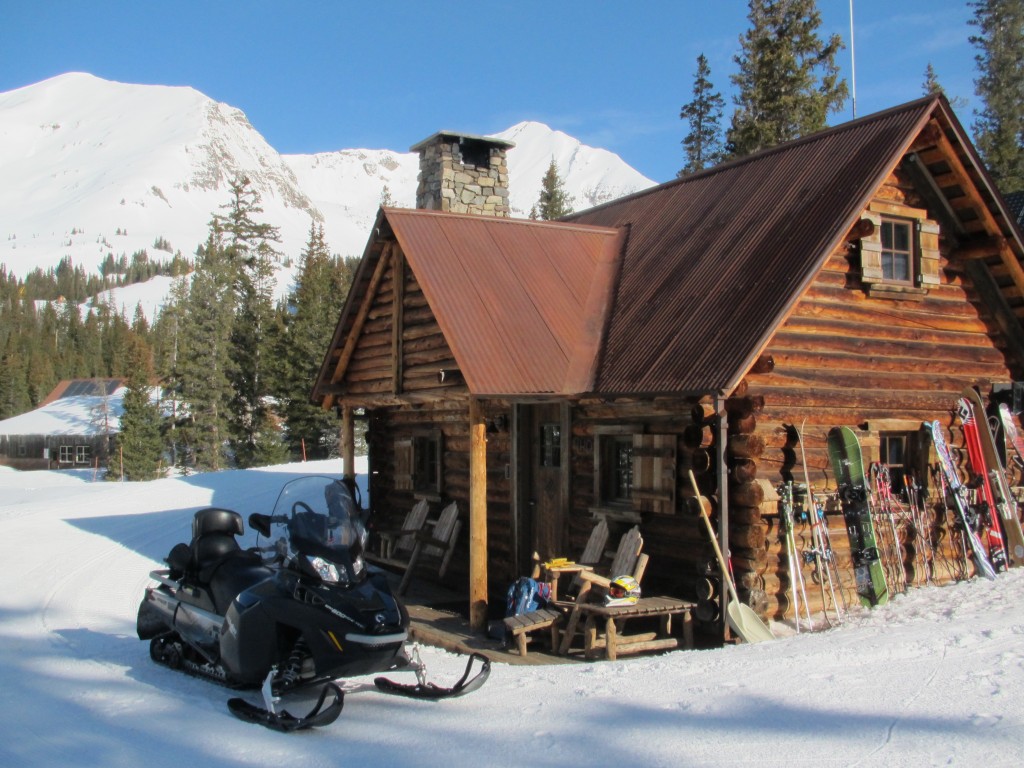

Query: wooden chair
[505,520,610,656]
[531,518,610,601]
[556,526,648,655]
[397,502,461,595]
[373,498,430,562]
[506,524,648,657]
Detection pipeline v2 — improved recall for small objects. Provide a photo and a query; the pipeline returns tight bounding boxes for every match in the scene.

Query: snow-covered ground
[0,460,1021,767]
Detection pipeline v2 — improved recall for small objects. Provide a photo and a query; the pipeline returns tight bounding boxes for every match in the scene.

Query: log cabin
[311,95,1024,638]
[0,379,124,470]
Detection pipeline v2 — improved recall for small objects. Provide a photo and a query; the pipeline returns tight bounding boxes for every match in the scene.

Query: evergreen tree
[535,159,574,220]
[679,54,726,176]
[923,63,968,109]
[110,339,164,481]
[726,0,847,158]
[923,63,943,95]
[277,223,352,460]
[215,177,287,468]
[970,0,1024,192]
[0,337,30,419]
[152,274,190,468]
[176,230,235,472]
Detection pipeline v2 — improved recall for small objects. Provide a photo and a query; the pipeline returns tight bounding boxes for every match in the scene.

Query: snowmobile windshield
[269,476,369,584]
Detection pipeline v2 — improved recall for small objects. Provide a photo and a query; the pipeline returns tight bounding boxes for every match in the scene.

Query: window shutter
[859,211,884,283]
[394,438,414,491]
[918,219,941,287]
[631,434,677,515]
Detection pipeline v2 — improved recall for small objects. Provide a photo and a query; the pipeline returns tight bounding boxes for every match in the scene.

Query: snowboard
[827,426,888,607]
[926,419,998,580]
[961,388,1024,566]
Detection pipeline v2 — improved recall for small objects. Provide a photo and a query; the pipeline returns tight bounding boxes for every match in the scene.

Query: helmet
[605,575,641,606]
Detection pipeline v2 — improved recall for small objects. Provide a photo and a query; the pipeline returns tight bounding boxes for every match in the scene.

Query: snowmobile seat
[191,507,245,582]
[192,507,243,556]
[208,556,272,615]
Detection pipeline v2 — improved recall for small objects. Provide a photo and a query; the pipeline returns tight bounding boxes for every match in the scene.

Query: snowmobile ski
[227,682,344,732]
[827,427,888,608]
[374,652,491,699]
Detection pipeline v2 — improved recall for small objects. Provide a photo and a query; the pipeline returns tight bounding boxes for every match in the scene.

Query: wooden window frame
[395,431,443,497]
[859,202,941,300]
[594,431,635,508]
[880,217,915,285]
[539,422,561,468]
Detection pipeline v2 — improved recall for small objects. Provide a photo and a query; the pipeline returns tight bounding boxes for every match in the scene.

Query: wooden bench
[574,597,695,661]
[503,609,563,656]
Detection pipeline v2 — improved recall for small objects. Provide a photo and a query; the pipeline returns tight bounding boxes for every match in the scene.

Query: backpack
[505,576,551,617]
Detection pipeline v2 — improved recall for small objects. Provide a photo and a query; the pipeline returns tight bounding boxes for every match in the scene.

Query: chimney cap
[409,130,515,153]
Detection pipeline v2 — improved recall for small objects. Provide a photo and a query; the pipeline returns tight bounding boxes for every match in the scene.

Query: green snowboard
[827,426,889,608]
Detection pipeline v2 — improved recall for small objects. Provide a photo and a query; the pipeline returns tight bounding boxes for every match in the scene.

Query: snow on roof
[0,387,127,436]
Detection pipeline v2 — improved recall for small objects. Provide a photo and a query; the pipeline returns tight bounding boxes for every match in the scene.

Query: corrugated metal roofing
[385,209,623,395]
[567,97,937,395]
[316,96,1018,405]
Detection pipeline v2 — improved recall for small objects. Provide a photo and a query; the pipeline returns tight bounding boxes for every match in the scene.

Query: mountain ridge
[1,72,655,283]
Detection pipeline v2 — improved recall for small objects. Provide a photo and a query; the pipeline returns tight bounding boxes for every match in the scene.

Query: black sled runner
[137,475,489,731]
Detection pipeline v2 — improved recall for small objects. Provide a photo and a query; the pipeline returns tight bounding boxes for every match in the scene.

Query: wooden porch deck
[379,569,577,666]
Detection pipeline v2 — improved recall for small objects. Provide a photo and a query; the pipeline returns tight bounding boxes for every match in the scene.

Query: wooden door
[517,403,567,571]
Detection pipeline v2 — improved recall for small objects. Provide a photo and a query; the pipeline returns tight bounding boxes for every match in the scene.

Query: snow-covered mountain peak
[0,74,655,295]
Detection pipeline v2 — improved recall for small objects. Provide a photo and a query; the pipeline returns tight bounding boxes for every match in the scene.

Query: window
[858,204,940,297]
[394,433,442,495]
[880,218,914,283]
[540,423,561,468]
[412,435,440,493]
[600,435,634,505]
[76,445,90,464]
[59,445,73,463]
[880,433,908,491]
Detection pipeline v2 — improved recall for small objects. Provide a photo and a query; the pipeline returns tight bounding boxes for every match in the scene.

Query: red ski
[957,397,1008,571]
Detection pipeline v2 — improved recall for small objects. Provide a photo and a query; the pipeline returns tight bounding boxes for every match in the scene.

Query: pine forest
[0,176,359,476]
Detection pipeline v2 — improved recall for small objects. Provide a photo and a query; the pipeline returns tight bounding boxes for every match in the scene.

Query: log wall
[568,397,721,622]
[342,243,462,401]
[736,173,1022,621]
[367,398,514,592]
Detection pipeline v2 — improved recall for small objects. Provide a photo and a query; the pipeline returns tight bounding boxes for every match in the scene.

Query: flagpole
[849,0,857,118]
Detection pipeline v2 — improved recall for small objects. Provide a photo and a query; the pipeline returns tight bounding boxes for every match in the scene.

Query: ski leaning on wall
[926,419,998,581]
[960,387,1024,566]
[998,403,1024,476]
[826,427,888,608]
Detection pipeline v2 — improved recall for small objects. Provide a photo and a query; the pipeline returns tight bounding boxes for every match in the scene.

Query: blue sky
[2,1,980,182]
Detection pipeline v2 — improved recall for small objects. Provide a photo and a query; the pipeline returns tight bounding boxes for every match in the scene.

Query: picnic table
[573,596,695,661]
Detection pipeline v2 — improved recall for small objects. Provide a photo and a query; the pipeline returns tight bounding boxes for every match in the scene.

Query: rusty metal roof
[315,96,1024,405]
[386,209,624,395]
[567,97,937,395]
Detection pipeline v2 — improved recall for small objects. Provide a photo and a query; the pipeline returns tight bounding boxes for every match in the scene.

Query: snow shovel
[688,470,775,644]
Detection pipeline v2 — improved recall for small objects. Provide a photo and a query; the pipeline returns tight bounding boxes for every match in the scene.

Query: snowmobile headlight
[307,556,341,584]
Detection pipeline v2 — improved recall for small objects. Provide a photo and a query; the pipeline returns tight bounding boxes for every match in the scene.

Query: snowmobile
[137,474,490,731]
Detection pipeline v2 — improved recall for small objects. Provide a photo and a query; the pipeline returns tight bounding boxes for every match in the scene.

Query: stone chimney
[409,131,515,217]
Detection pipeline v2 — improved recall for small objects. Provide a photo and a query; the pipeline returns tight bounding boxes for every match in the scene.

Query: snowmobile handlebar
[248,512,289,538]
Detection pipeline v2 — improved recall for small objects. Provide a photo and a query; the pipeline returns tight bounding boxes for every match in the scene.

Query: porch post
[341,405,355,482]
[715,393,730,641]
[469,397,488,632]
